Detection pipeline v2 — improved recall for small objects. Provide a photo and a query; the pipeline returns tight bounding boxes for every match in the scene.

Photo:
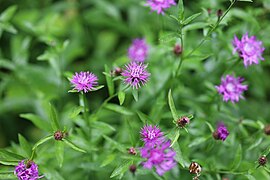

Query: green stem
[185,0,237,59]
[175,24,184,77]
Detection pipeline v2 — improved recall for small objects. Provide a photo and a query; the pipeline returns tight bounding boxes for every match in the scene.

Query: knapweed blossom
[232,33,265,67]
[121,62,150,89]
[14,160,42,180]
[145,0,176,15]
[213,123,229,141]
[216,75,248,103]
[128,39,149,62]
[140,140,176,176]
[70,71,98,93]
[140,125,164,146]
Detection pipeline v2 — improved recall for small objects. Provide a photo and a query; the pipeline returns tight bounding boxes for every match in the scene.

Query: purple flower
[70,71,98,93]
[121,62,150,89]
[128,39,149,62]
[140,125,164,146]
[145,0,176,15]
[232,33,265,67]
[215,75,248,103]
[140,140,176,176]
[213,123,229,141]
[14,160,42,180]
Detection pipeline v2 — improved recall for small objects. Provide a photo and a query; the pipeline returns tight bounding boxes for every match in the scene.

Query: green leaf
[100,154,116,167]
[32,135,54,151]
[0,5,17,22]
[55,141,64,168]
[69,106,84,119]
[183,22,208,32]
[104,103,134,116]
[103,135,126,153]
[0,160,19,166]
[183,12,202,25]
[62,139,87,153]
[205,121,214,133]
[168,89,178,122]
[238,0,253,2]
[136,111,149,124]
[132,89,138,102]
[91,121,115,133]
[0,150,24,162]
[178,0,184,21]
[0,22,17,34]
[0,173,16,179]
[49,103,60,131]
[172,142,186,168]
[231,144,242,170]
[110,160,133,178]
[170,129,180,147]
[92,85,104,91]
[20,113,51,132]
[118,91,125,105]
[104,65,114,96]
[18,134,32,158]
[188,136,209,147]
[247,138,263,151]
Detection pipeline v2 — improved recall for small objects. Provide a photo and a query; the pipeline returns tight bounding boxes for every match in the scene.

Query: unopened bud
[217,9,223,18]
[129,164,136,174]
[173,44,182,56]
[54,130,64,141]
[258,155,267,166]
[264,124,270,135]
[128,147,137,155]
[177,116,190,128]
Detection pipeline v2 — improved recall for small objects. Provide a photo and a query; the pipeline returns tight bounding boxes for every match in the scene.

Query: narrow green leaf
[238,0,252,2]
[100,154,116,167]
[247,138,262,151]
[91,121,115,132]
[104,65,114,96]
[110,160,133,178]
[231,144,242,170]
[62,139,87,153]
[104,103,134,116]
[0,22,17,34]
[172,142,186,168]
[178,0,184,21]
[20,113,51,132]
[132,89,138,102]
[68,89,78,93]
[92,85,104,91]
[188,136,209,147]
[18,134,32,158]
[0,160,19,166]
[0,173,16,179]
[49,103,60,131]
[118,91,125,105]
[136,111,148,124]
[168,89,178,122]
[183,12,202,25]
[103,135,126,153]
[69,106,84,119]
[183,22,208,32]
[205,121,214,133]
[0,150,24,162]
[0,5,17,22]
[55,141,64,168]
[170,130,180,147]
[32,135,54,151]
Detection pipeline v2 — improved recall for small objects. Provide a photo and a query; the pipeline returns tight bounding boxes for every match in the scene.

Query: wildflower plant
[0,0,270,180]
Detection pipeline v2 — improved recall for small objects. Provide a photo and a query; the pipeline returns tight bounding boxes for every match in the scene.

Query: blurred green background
[1,0,270,179]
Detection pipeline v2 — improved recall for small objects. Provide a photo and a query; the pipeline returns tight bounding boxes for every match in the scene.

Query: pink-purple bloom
[14,160,42,180]
[70,71,98,93]
[128,39,149,62]
[213,123,229,141]
[140,140,176,176]
[216,75,248,103]
[121,62,150,89]
[140,125,164,146]
[145,0,176,15]
[232,33,265,67]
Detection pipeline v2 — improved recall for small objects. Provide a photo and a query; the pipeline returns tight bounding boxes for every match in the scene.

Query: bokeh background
[1,0,270,179]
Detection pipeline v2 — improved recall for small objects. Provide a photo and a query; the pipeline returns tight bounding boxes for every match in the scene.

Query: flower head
[121,62,150,89]
[140,140,176,176]
[145,0,176,15]
[70,71,98,93]
[140,125,164,146]
[232,33,265,67]
[215,75,248,103]
[128,39,149,62]
[14,160,42,180]
[213,123,229,141]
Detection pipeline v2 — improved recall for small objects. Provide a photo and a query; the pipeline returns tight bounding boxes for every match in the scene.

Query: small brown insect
[189,162,202,179]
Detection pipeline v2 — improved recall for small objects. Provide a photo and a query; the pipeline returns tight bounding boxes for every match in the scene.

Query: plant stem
[185,0,237,59]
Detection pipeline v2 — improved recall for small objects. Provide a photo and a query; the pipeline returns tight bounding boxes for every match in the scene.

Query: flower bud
[177,116,190,128]
[217,9,223,18]
[258,155,267,166]
[54,130,64,141]
[128,147,137,155]
[264,124,270,135]
[173,44,182,56]
[129,164,136,174]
